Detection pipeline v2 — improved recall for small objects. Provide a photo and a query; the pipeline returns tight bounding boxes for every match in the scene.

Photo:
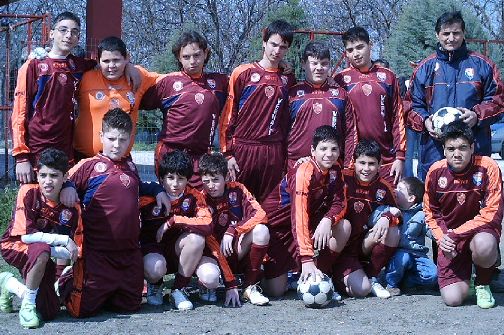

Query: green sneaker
[475,285,495,309]
[0,272,14,313]
[19,299,40,329]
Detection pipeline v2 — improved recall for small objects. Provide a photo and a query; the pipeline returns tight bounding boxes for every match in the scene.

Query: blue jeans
[404,128,419,178]
[385,249,437,288]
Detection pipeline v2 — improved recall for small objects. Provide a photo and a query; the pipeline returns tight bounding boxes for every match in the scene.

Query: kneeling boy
[0,148,82,328]
[425,121,502,308]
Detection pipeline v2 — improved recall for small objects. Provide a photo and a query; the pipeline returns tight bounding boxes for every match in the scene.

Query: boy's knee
[442,295,464,307]
[186,233,206,250]
[197,265,220,289]
[144,256,166,282]
[253,224,270,244]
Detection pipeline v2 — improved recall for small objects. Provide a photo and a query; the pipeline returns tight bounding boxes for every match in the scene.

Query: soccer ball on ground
[431,107,463,136]
[297,273,334,308]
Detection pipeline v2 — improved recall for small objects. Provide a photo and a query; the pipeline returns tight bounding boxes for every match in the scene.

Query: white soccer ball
[297,273,334,308]
[431,107,463,136]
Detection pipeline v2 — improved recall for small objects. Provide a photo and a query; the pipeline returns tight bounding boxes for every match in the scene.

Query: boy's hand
[388,207,401,218]
[221,234,234,257]
[424,116,441,139]
[60,187,79,207]
[227,157,240,181]
[369,217,390,243]
[313,217,332,250]
[66,239,79,262]
[279,59,293,74]
[390,159,404,184]
[155,192,171,216]
[439,233,456,253]
[156,221,171,243]
[124,63,141,92]
[300,261,323,282]
[16,161,35,184]
[224,288,241,307]
[458,107,478,127]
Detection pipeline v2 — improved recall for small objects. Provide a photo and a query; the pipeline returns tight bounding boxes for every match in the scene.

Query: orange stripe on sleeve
[233,182,267,235]
[392,76,407,160]
[12,60,33,157]
[10,184,38,236]
[293,162,315,260]
[423,162,446,242]
[205,235,237,288]
[172,189,212,236]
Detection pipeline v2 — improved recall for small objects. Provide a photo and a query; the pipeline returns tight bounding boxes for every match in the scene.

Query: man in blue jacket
[405,11,504,180]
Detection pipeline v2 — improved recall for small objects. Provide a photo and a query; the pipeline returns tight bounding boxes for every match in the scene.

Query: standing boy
[12,12,96,183]
[220,20,297,201]
[62,109,167,317]
[0,148,82,328]
[261,126,350,298]
[199,152,270,306]
[287,41,356,171]
[335,27,406,184]
[424,121,502,308]
[335,140,400,299]
[141,31,228,189]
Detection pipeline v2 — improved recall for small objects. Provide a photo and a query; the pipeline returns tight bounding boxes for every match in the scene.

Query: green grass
[0,186,20,275]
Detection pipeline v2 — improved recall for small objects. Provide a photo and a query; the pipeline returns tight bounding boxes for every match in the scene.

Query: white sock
[5,277,27,299]
[22,288,38,305]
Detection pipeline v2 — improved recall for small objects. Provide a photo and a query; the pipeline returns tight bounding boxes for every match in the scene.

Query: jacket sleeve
[225,183,267,238]
[170,193,213,236]
[405,63,431,132]
[323,167,347,226]
[473,58,504,128]
[423,169,448,243]
[343,98,357,168]
[205,235,238,289]
[391,75,407,161]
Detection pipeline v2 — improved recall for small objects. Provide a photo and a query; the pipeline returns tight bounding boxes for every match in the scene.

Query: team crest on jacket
[195,93,205,105]
[218,212,228,226]
[377,72,387,82]
[297,90,305,97]
[472,172,483,186]
[438,176,447,188]
[38,63,49,73]
[313,103,323,114]
[343,75,351,84]
[173,81,183,91]
[265,86,274,98]
[329,170,337,183]
[110,98,120,108]
[58,73,67,85]
[330,89,339,97]
[126,91,135,105]
[229,191,237,205]
[95,91,105,101]
[68,59,76,70]
[376,189,386,202]
[434,62,440,72]
[354,201,364,213]
[94,162,107,173]
[59,209,73,225]
[457,192,466,205]
[119,173,131,187]
[362,84,372,96]
[182,198,191,212]
[207,79,216,89]
[281,75,288,86]
[251,73,261,83]
[151,206,161,216]
[465,68,474,80]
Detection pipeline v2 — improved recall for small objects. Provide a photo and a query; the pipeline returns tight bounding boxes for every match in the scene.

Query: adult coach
[334,27,406,185]
[406,11,504,180]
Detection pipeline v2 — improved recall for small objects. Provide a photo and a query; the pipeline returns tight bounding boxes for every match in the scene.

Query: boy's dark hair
[401,177,425,204]
[172,31,210,69]
[199,153,228,177]
[98,36,128,59]
[442,120,474,145]
[102,108,133,134]
[263,20,294,47]
[158,150,193,180]
[353,139,381,161]
[312,125,340,148]
[373,58,389,68]
[37,148,69,174]
[302,41,330,62]
[342,26,370,46]
[435,11,465,33]
[52,11,81,29]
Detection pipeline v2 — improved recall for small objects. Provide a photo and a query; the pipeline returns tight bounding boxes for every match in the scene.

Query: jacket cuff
[15,153,30,163]
[395,151,405,160]
[225,226,237,238]
[300,255,314,263]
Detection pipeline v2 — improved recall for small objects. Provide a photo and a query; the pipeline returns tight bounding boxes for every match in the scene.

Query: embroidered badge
[376,189,386,202]
[330,89,339,97]
[265,86,274,98]
[465,68,474,80]
[354,201,364,213]
[343,75,351,84]
[95,91,105,101]
[173,81,183,91]
[362,84,372,96]
[110,98,120,108]
[94,162,107,173]
[57,73,67,85]
[377,72,387,82]
[438,176,447,188]
[251,73,261,83]
[457,192,466,205]
[182,198,191,211]
[38,63,49,72]
[152,206,161,216]
[281,75,288,86]
[472,172,483,186]
[297,90,305,97]
[119,173,131,187]
[59,209,72,225]
[207,78,216,89]
[229,191,237,205]
[218,212,228,226]
[195,93,205,104]
[126,91,135,105]
[313,102,323,114]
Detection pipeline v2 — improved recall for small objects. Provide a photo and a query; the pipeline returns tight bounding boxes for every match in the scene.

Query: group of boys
[0,7,502,329]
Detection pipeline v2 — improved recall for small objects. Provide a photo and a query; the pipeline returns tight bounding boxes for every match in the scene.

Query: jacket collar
[436,41,468,62]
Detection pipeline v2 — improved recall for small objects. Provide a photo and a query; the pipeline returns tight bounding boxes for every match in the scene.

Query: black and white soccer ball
[297,273,334,308]
[432,107,463,136]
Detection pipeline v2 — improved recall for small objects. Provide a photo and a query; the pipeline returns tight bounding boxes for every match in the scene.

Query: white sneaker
[332,290,342,301]
[242,284,269,306]
[171,288,193,310]
[146,283,164,306]
[199,287,217,303]
[370,279,391,299]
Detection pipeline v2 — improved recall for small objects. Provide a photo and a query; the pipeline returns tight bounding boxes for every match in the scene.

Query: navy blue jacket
[405,42,504,180]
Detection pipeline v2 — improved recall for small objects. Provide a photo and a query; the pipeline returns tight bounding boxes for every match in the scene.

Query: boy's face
[303,56,330,85]
[201,173,226,198]
[99,50,129,81]
[395,181,414,210]
[162,173,188,197]
[344,39,372,71]
[100,128,131,161]
[179,43,208,76]
[354,154,380,182]
[262,34,290,67]
[37,165,67,202]
[443,137,474,172]
[311,140,340,171]
[50,19,80,56]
